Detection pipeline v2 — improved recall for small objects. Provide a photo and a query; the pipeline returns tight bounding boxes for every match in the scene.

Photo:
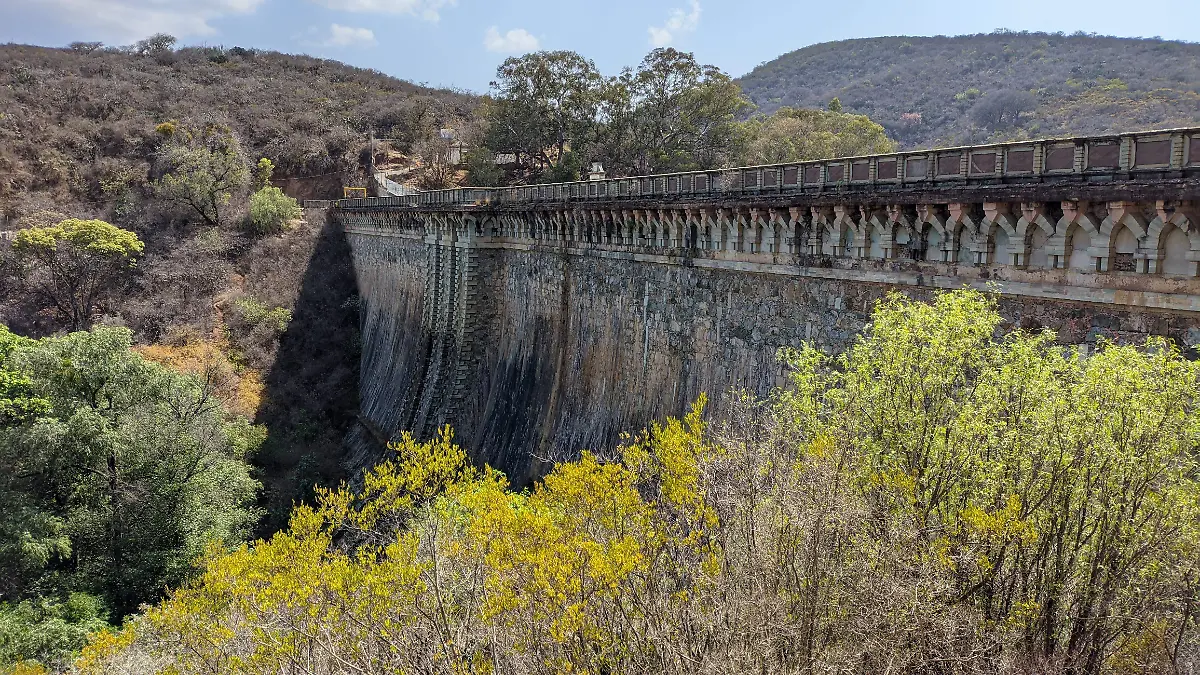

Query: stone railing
[334,127,1199,210]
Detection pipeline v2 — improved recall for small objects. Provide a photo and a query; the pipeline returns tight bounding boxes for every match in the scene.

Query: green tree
[484,51,605,177]
[0,593,109,672]
[248,186,301,235]
[622,48,751,173]
[0,326,262,618]
[10,219,144,331]
[740,106,897,165]
[463,146,503,187]
[156,123,249,228]
[252,157,275,190]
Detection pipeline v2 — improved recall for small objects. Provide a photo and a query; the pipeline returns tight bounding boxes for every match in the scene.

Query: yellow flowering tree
[77,290,1200,674]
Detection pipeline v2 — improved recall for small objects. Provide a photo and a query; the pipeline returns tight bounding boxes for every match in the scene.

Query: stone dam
[328,127,1200,483]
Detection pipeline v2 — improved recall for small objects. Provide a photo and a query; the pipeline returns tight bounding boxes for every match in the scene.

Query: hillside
[737,32,1200,148]
[0,43,478,535]
[0,43,477,217]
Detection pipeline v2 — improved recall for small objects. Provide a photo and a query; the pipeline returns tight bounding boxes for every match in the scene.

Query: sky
[2,0,1198,93]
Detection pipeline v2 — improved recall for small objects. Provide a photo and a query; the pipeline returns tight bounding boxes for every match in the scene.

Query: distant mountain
[736,32,1200,148]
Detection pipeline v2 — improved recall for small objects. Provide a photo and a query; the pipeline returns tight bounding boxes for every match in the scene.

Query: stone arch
[715,212,732,252]
[1109,223,1139,271]
[1017,205,1056,269]
[950,222,975,264]
[762,218,778,254]
[866,225,884,259]
[1065,222,1094,271]
[1159,224,1193,276]
[1099,203,1149,272]
[1027,225,1052,269]
[980,205,1018,266]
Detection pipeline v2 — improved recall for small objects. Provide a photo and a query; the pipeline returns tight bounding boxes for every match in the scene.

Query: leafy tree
[740,106,897,165]
[74,290,1200,674]
[620,48,751,173]
[252,157,275,190]
[0,593,108,672]
[247,186,301,235]
[484,51,605,176]
[827,96,842,112]
[156,123,250,228]
[0,327,49,427]
[0,326,262,619]
[463,146,502,187]
[10,219,144,331]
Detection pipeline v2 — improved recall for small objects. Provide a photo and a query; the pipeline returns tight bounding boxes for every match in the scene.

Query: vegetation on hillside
[737,31,1200,147]
[74,291,1200,674]
[0,324,262,670]
[0,41,400,560]
[474,48,895,184]
[0,42,475,217]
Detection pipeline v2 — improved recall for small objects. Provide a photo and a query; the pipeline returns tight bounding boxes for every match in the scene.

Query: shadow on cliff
[252,212,361,536]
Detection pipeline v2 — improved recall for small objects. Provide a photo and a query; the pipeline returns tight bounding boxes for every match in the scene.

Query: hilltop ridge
[736,32,1200,148]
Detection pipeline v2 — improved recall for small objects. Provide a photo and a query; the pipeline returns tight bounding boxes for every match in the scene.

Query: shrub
[233,297,292,334]
[74,290,1200,674]
[0,594,109,671]
[247,186,301,235]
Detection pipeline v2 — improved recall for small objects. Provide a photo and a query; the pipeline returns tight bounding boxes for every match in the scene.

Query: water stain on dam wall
[344,228,1200,485]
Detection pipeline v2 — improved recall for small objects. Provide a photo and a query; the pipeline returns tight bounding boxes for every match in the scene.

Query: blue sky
[3,0,1198,92]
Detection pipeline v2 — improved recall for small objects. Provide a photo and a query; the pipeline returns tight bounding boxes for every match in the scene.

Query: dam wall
[336,127,1200,481]
[343,219,1200,483]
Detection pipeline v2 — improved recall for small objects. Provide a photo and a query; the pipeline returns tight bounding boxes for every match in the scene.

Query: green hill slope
[737,32,1200,148]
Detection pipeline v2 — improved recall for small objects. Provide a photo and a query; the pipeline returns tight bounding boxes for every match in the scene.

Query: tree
[10,219,144,331]
[622,48,751,174]
[77,290,1200,674]
[248,186,301,235]
[133,33,176,56]
[67,42,103,54]
[971,89,1037,130]
[740,107,897,165]
[0,326,262,619]
[252,157,275,191]
[484,51,605,177]
[463,147,502,187]
[156,123,250,228]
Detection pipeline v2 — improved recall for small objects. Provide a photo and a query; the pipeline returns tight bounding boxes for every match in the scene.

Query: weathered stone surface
[345,225,1200,485]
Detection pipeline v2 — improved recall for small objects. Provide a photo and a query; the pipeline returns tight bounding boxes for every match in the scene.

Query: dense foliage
[76,291,1200,674]
[741,105,896,164]
[0,325,263,669]
[738,31,1200,147]
[481,48,752,181]
[478,47,899,183]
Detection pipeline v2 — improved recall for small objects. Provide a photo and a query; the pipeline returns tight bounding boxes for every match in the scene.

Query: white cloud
[27,0,265,42]
[325,23,376,47]
[308,0,456,21]
[648,0,701,47]
[483,26,539,54]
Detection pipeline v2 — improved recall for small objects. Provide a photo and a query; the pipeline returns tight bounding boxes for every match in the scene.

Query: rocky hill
[737,32,1200,148]
[0,43,476,217]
